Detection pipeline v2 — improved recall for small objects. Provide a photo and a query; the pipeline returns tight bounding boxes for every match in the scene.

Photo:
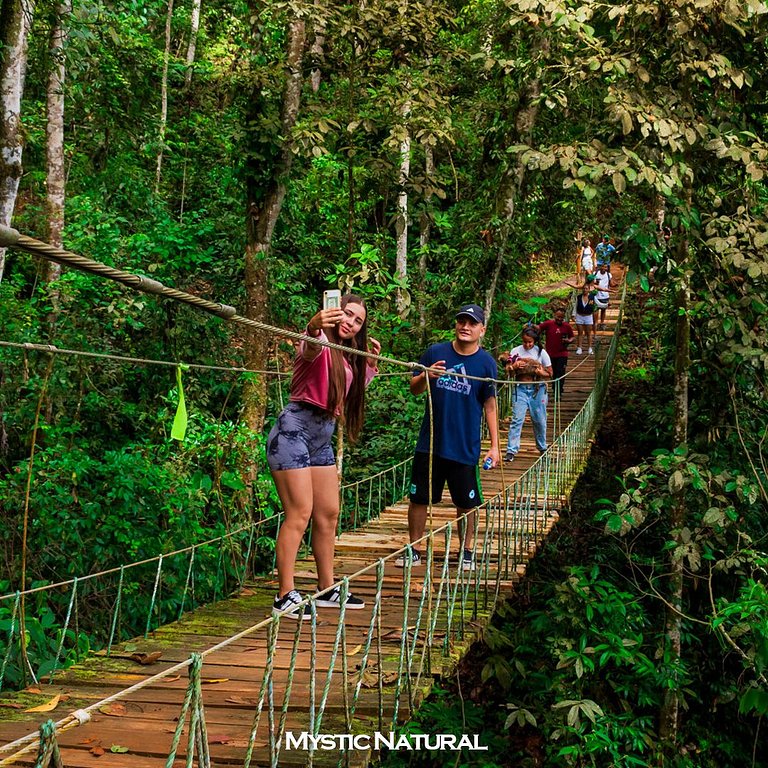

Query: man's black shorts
[409,452,483,509]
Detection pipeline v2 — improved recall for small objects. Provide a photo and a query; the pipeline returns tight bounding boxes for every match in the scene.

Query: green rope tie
[178,549,196,621]
[437,523,455,657]
[32,720,63,768]
[273,602,306,767]
[347,560,384,725]
[491,498,504,606]
[391,549,413,729]
[315,580,348,735]
[340,610,351,762]
[240,525,256,590]
[366,478,373,524]
[243,617,280,768]
[478,502,493,610]
[212,537,225,602]
[145,555,164,638]
[411,532,435,695]
[50,577,78,683]
[375,569,384,734]
[107,566,125,655]
[449,534,466,644]
[308,599,317,768]
[164,653,209,768]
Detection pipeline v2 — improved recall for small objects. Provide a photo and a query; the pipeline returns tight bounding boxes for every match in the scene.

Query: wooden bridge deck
[0,291,622,767]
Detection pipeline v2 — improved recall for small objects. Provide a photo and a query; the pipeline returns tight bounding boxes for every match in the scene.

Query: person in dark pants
[396,304,500,572]
[537,306,574,399]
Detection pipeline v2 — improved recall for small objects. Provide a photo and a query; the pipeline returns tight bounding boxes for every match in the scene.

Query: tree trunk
[394,99,411,314]
[309,0,325,93]
[485,41,547,321]
[155,0,173,195]
[418,145,433,338]
[241,16,306,434]
[45,0,70,306]
[184,0,201,86]
[658,199,691,745]
[0,0,35,283]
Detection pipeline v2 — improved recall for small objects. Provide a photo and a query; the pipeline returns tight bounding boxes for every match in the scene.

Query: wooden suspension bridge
[0,270,624,768]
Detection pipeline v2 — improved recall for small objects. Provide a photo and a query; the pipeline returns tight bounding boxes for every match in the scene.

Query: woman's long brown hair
[325,294,369,442]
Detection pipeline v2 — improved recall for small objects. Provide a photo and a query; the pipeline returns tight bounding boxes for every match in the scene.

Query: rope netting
[0,227,624,765]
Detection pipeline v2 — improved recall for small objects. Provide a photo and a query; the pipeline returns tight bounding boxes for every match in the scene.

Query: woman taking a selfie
[267,294,380,618]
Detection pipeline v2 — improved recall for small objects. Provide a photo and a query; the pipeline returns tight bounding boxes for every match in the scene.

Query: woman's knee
[312,506,340,534]
[280,506,313,536]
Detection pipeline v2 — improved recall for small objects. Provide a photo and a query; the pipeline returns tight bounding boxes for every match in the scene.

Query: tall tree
[0,0,35,282]
[155,0,174,195]
[484,28,550,321]
[394,97,411,313]
[242,10,307,432]
[184,0,202,86]
[44,0,71,302]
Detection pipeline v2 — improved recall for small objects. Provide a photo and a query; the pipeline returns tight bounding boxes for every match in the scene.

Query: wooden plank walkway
[0,281,622,767]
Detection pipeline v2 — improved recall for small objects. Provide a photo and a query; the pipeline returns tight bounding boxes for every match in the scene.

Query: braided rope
[0,225,611,390]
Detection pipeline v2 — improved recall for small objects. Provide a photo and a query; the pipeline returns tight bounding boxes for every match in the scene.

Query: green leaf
[669,470,685,493]
[739,688,768,715]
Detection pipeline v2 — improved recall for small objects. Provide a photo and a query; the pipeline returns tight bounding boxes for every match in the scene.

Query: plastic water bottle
[483,457,494,470]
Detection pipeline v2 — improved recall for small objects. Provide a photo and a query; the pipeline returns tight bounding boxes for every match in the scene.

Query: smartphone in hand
[323,289,341,310]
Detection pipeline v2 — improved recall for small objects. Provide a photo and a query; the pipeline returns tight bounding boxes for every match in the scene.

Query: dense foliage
[382,292,768,767]
[0,0,767,762]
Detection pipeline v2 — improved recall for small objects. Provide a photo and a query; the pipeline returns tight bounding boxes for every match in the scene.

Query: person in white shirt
[593,264,614,331]
[503,327,552,462]
[579,238,594,281]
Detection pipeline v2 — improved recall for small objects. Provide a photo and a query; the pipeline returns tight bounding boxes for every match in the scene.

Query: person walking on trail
[595,234,615,269]
[579,238,595,281]
[396,304,499,573]
[537,306,574,400]
[503,327,552,463]
[267,294,381,619]
[593,263,614,331]
[573,275,598,354]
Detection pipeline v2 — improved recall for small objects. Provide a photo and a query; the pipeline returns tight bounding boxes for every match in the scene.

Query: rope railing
[340,457,413,531]
[0,451,414,691]
[0,519,270,693]
[0,225,611,392]
[0,339,290,377]
[0,281,625,766]
[0,227,624,764]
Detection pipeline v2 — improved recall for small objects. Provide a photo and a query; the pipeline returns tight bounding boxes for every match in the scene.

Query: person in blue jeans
[503,328,553,462]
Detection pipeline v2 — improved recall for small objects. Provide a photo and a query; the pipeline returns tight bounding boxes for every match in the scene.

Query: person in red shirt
[536,306,574,400]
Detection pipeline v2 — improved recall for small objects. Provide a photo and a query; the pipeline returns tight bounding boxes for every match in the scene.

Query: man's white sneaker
[394,549,422,567]
[588,347,594,355]
[576,347,583,355]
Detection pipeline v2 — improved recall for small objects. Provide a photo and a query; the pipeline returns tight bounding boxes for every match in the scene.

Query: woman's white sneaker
[273,589,310,620]
[315,586,365,609]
